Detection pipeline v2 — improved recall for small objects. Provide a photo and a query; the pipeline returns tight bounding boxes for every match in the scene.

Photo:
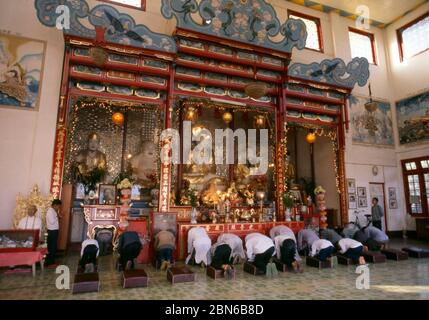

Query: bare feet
[363,246,369,252]
[358,256,366,265]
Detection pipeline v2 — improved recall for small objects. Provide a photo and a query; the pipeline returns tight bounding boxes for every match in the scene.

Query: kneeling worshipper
[186,227,212,267]
[209,242,235,279]
[310,239,335,261]
[337,238,366,265]
[245,233,277,275]
[18,205,42,238]
[118,231,143,270]
[154,229,176,271]
[365,226,389,248]
[297,228,319,256]
[320,228,343,248]
[79,238,99,273]
[270,226,302,272]
[216,233,246,264]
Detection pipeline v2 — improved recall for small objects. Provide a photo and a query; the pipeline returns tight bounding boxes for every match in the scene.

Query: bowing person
[186,227,212,267]
[154,229,176,271]
[118,231,142,270]
[309,239,335,262]
[337,238,366,265]
[297,228,319,256]
[79,238,99,273]
[270,226,302,272]
[245,233,276,275]
[216,233,246,264]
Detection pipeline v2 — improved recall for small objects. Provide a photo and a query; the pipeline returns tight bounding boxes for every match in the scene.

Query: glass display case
[0,229,40,253]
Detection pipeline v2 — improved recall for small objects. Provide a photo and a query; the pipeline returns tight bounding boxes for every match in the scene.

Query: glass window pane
[406,162,417,170]
[401,15,429,60]
[290,14,321,51]
[349,30,375,64]
[408,174,422,214]
[426,174,429,209]
[108,0,142,8]
[421,160,429,169]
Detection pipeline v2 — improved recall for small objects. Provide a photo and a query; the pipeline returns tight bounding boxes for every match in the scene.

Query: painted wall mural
[161,0,307,53]
[396,91,429,145]
[348,95,394,147]
[34,0,176,52]
[0,33,46,110]
[288,58,370,89]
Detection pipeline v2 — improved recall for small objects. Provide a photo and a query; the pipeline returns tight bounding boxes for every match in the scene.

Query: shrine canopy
[35,0,370,89]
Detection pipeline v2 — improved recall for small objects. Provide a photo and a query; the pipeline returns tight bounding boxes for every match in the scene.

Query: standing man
[371,197,384,230]
[46,199,62,267]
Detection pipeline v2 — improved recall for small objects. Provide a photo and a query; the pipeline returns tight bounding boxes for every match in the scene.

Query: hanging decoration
[185,106,198,121]
[111,112,124,125]
[254,115,266,128]
[222,111,233,124]
[306,130,317,144]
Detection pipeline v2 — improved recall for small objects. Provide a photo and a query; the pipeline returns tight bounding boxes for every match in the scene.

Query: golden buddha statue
[285,151,296,181]
[75,132,107,175]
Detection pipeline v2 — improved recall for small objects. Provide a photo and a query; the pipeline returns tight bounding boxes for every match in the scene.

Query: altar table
[0,248,47,277]
[176,221,304,260]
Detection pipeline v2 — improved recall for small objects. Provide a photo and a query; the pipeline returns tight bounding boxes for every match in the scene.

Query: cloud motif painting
[0,33,46,110]
[349,95,394,146]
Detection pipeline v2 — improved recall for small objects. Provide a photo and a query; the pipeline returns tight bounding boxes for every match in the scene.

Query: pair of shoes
[270,262,278,276]
[225,266,234,280]
[160,260,168,271]
[84,263,95,273]
[330,256,338,268]
[265,264,272,277]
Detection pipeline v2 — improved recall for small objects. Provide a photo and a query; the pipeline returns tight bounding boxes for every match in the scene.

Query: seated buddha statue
[75,132,107,175]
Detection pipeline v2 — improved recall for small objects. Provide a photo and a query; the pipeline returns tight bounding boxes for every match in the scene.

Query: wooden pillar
[158,62,175,212]
[50,44,71,199]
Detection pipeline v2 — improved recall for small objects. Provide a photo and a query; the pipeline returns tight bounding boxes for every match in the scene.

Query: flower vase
[191,207,198,224]
[120,188,131,205]
[285,208,292,222]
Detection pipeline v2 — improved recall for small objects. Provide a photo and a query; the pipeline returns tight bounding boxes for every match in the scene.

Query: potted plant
[73,166,106,204]
[282,191,294,221]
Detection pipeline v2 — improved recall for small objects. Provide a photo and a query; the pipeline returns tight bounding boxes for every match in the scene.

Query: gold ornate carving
[13,185,53,230]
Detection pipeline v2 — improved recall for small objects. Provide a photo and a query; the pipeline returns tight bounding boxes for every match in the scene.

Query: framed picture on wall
[347,179,356,194]
[357,187,367,197]
[388,187,397,200]
[348,194,357,209]
[389,199,398,209]
[98,184,117,205]
[358,197,368,208]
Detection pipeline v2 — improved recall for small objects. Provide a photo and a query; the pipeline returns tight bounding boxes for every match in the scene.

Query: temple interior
[1,0,429,301]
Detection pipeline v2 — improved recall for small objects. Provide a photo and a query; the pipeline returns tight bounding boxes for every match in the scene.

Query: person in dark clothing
[45,199,62,267]
[210,244,233,270]
[254,246,276,272]
[280,239,297,267]
[118,231,142,270]
[353,229,381,251]
[79,239,99,272]
[371,197,384,230]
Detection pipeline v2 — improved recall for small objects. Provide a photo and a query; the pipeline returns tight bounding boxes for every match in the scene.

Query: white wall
[0,0,64,228]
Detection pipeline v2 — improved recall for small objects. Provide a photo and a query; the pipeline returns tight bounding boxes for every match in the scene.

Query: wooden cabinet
[416,218,429,239]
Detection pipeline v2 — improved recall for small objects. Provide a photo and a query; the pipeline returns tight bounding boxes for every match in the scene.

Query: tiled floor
[1,238,428,300]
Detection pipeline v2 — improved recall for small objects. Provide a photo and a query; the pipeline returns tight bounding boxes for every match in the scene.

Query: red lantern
[112,112,124,125]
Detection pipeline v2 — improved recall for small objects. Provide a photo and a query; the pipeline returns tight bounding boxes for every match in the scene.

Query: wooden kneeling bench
[72,273,100,294]
[336,254,354,265]
[206,266,236,280]
[122,269,148,288]
[305,256,332,269]
[243,261,265,275]
[167,267,196,284]
[362,251,386,263]
[402,247,429,259]
[380,249,408,261]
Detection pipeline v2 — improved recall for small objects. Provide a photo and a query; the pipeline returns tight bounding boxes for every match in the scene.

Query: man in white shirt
[337,238,366,265]
[245,233,276,274]
[310,239,335,262]
[45,199,62,266]
[186,227,212,267]
[216,233,246,263]
[18,205,42,234]
[79,239,99,273]
[270,225,302,271]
